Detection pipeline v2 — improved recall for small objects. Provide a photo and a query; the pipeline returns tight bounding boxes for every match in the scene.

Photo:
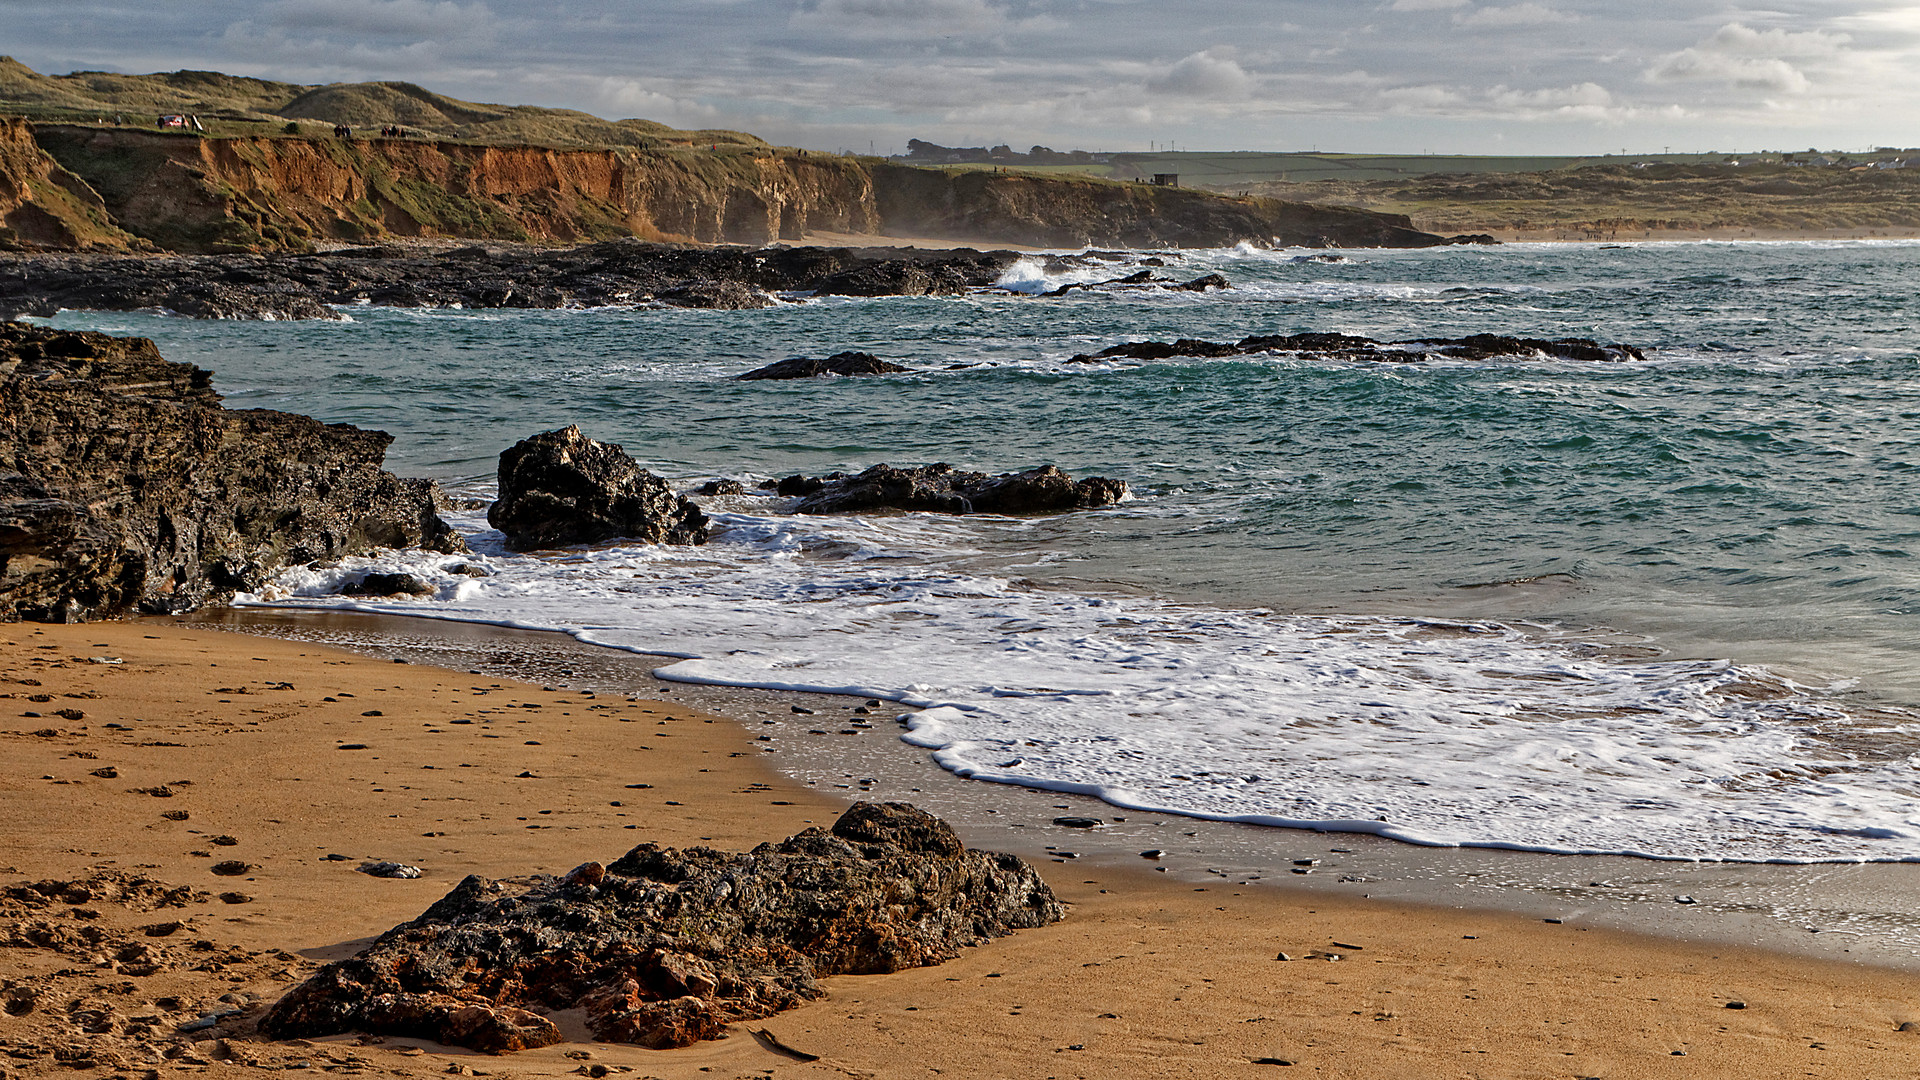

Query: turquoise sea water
[44,239,1920,861]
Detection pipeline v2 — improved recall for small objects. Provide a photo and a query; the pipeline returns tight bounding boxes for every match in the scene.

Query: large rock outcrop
[487,426,709,551]
[736,351,914,380]
[258,803,1064,1052]
[779,463,1128,515]
[0,323,460,622]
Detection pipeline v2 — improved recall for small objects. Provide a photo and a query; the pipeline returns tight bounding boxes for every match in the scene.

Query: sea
[40,239,1920,872]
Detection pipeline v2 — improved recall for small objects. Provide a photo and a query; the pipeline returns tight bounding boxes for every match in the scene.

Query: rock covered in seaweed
[486,426,709,551]
[736,351,915,380]
[0,323,461,622]
[257,803,1063,1052]
[782,463,1127,515]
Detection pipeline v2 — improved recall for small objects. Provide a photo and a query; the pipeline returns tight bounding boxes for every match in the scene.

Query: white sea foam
[243,504,1920,864]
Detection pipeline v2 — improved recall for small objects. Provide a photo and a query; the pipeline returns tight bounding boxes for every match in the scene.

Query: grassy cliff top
[0,57,765,150]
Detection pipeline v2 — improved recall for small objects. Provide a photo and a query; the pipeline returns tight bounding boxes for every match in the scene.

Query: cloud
[1644,22,1849,94]
[1488,81,1613,109]
[789,0,1014,36]
[1378,83,1464,109]
[263,0,496,37]
[1453,3,1574,28]
[1389,0,1468,9]
[1146,48,1253,99]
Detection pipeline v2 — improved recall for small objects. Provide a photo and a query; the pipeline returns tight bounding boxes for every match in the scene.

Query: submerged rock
[487,426,709,551]
[1070,332,1646,365]
[787,463,1127,515]
[258,803,1063,1052]
[736,351,914,380]
[0,323,461,622]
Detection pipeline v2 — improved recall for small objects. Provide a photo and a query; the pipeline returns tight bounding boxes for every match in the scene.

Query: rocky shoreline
[0,242,1030,321]
[0,322,459,620]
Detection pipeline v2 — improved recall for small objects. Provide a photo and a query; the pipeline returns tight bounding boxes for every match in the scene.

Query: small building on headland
[1149,173,1179,187]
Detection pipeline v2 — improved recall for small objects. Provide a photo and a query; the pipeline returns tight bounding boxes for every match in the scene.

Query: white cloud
[1701,23,1848,58]
[1454,3,1574,28]
[1488,81,1613,108]
[1379,83,1464,109]
[1644,23,1848,94]
[1146,48,1253,99]
[1389,0,1468,10]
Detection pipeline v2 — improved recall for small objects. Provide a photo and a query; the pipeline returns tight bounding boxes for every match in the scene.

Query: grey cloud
[264,0,498,37]
[5,1,1917,154]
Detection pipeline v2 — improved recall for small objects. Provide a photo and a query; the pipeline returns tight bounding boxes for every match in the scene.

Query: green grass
[0,57,764,151]
[1228,163,1920,236]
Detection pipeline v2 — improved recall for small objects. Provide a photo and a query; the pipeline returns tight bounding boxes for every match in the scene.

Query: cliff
[27,125,879,252]
[868,162,1442,249]
[8,125,1448,253]
[0,118,138,251]
[0,323,461,621]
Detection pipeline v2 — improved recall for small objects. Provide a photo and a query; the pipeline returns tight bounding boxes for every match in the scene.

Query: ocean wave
[241,506,1920,864]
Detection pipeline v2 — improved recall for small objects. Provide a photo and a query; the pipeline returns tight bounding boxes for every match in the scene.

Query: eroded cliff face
[869,164,1449,248]
[14,125,1445,253]
[28,126,879,252]
[0,119,137,251]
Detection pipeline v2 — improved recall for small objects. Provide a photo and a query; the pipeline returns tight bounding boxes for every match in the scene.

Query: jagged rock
[342,572,434,597]
[0,324,462,622]
[258,803,1063,1053]
[655,281,775,310]
[736,351,914,380]
[487,426,708,551]
[810,257,996,297]
[0,244,1027,322]
[1069,332,1646,365]
[788,463,1127,515]
[1169,272,1231,291]
[695,479,745,496]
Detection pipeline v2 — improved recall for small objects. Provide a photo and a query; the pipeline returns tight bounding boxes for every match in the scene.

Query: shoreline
[193,607,1920,974]
[6,615,1920,1077]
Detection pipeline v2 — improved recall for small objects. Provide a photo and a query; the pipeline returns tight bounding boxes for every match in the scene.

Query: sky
[5,0,1918,155]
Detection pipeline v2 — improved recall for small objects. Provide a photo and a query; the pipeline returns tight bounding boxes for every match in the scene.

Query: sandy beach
[3,618,1919,1079]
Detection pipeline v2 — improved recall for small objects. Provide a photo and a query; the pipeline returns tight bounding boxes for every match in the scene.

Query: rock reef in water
[735,351,914,380]
[777,463,1128,515]
[0,323,461,622]
[0,242,1023,322]
[257,803,1064,1052]
[1039,270,1231,296]
[1070,332,1647,365]
[487,426,709,551]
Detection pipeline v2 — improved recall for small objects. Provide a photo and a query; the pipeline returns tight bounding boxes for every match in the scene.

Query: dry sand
[4,619,1919,1079]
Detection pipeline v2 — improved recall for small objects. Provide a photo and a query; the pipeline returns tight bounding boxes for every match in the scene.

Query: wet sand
[5,617,1920,1078]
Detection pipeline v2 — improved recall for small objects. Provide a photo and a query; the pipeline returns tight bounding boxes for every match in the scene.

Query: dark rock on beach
[342,572,435,598]
[787,463,1127,515]
[736,351,915,380]
[0,323,461,622]
[258,803,1063,1052]
[1070,332,1646,365]
[488,426,709,551]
